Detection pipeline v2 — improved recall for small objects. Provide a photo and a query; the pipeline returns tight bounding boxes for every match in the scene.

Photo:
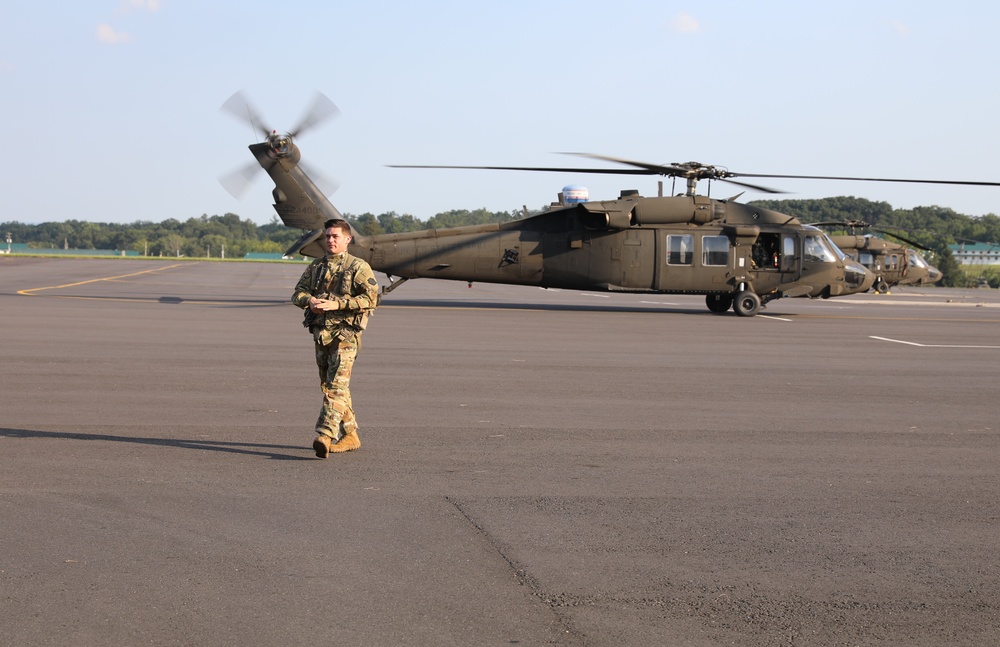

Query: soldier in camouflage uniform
[291,219,379,458]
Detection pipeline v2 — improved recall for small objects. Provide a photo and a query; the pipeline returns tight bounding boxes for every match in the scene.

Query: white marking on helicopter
[870,336,1000,349]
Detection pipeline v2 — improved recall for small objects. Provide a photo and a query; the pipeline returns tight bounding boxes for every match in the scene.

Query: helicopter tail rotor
[220,91,341,199]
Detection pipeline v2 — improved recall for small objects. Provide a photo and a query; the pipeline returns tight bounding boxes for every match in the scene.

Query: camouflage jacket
[291,252,379,345]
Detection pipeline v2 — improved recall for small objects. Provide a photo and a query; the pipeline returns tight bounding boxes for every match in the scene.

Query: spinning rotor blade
[811,220,933,251]
[290,92,340,138]
[870,226,933,251]
[220,159,340,199]
[559,152,694,177]
[392,152,1000,196]
[219,161,262,199]
[390,153,785,193]
[731,171,1000,188]
[221,91,271,139]
[221,91,340,199]
[299,160,341,197]
[553,153,783,193]
[387,163,651,175]
[569,154,1000,190]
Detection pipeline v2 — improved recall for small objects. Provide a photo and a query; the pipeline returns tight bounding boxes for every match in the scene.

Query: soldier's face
[325,227,352,255]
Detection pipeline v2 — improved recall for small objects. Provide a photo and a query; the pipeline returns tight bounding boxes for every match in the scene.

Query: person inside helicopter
[751,233,781,269]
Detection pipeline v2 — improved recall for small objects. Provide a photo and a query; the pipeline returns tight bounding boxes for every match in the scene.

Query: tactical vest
[306,253,371,344]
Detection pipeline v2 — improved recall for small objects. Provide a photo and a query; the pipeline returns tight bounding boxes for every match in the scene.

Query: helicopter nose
[928,267,943,283]
[845,261,876,293]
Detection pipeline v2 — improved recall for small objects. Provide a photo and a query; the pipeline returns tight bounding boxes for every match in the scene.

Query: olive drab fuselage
[342,195,874,306]
[246,139,874,317]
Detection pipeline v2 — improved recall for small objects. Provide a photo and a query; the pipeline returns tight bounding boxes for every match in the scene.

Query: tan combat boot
[313,434,333,459]
[329,430,360,453]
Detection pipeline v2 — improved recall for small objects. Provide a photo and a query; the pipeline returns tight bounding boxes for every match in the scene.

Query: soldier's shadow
[1,428,314,461]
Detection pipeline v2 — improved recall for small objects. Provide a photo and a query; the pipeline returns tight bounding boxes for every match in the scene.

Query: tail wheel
[733,290,762,317]
[706,294,733,314]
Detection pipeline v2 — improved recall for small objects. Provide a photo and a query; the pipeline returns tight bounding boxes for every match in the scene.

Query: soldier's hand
[311,298,343,312]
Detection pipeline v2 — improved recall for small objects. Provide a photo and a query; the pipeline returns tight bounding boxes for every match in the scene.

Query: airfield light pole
[5,232,11,254]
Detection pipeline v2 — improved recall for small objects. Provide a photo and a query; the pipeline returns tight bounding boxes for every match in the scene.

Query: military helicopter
[221,94,999,316]
[809,221,943,293]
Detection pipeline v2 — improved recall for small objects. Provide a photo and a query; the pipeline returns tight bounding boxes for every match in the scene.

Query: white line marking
[870,336,1000,349]
[840,299,999,308]
[760,314,793,322]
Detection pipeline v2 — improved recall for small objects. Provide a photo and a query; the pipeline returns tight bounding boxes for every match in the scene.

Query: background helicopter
[809,220,943,293]
[222,94,999,317]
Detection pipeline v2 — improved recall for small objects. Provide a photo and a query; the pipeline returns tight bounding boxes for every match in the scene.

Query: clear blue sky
[2,1,998,227]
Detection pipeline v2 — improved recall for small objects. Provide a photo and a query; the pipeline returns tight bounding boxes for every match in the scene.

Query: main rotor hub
[668,162,734,195]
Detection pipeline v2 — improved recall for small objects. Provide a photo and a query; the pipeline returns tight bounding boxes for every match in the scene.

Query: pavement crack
[445,496,587,645]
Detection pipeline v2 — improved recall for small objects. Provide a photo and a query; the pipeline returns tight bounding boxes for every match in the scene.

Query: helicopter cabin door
[655,231,732,292]
[747,232,800,289]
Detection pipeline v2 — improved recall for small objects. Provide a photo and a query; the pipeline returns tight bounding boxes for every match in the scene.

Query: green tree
[351,213,384,236]
[377,211,422,233]
[200,234,228,258]
[158,234,186,257]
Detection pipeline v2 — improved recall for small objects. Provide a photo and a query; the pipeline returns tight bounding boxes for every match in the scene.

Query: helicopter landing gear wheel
[874,280,889,294]
[733,290,762,317]
[706,294,733,314]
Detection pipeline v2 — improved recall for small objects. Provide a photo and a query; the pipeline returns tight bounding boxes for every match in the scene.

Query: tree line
[1,208,520,258]
[3,198,997,286]
[748,196,1000,247]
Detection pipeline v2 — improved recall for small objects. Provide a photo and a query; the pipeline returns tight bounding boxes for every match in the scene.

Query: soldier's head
[323,219,353,255]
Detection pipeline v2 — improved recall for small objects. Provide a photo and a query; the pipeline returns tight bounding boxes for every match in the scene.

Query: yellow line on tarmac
[17,263,189,296]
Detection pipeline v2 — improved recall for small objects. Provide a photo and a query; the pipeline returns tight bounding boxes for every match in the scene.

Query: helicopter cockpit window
[702,236,729,266]
[908,252,929,268]
[666,234,693,265]
[822,233,847,260]
[804,234,837,263]
[859,251,874,267]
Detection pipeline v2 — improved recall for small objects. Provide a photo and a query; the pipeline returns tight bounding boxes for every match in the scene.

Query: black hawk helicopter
[221,93,999,316]
[809,221,943,293]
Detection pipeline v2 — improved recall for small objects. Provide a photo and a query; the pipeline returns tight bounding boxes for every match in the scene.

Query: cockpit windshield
[822,233,847,260]
[907,251,929,268]
[804,233,839,263]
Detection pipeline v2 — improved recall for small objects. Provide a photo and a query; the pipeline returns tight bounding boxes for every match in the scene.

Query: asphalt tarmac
[2,256,999,646]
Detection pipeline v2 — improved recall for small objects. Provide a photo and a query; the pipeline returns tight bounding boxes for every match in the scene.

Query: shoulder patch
[368,278,378,286]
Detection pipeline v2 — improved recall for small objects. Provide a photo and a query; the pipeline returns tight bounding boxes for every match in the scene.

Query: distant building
[949,242,1000,265]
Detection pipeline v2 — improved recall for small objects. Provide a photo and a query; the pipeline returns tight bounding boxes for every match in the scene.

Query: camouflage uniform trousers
[314,335,361,442]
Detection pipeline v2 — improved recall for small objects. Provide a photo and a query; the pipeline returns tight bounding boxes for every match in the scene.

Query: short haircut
[323,219,352,236]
